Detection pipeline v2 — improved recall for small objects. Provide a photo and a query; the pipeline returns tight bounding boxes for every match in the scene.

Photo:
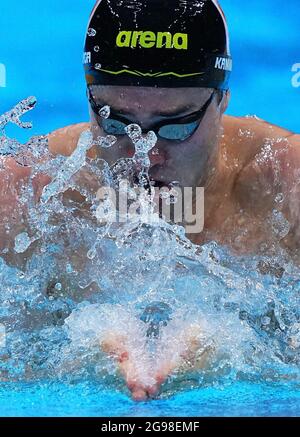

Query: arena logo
[116,31,188,50]
[291,63,300,88]
[0,63,6,88]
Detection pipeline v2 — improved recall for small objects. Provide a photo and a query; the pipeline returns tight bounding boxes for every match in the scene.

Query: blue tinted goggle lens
[102,118,199,141]
[158,121,199,140]
[102,118,127,135]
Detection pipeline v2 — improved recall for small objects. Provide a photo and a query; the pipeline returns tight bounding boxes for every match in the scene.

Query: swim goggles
[87,87,217,142]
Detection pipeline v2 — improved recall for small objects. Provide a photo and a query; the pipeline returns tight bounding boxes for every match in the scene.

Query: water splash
[0,96,37,131]
[0,96,37,158]
[0,98,299,395]
[40,130,94,204]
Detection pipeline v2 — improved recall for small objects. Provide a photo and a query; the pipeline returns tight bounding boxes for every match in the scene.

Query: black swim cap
[84,0,232,89]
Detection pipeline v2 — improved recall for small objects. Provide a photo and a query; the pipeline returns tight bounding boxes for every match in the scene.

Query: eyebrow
[155,105,196,117]
[94,99,196,118]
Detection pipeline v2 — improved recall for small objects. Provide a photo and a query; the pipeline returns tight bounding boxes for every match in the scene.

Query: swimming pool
[0,0,300,418]
[1,0,299,140]
[0,381,299,417]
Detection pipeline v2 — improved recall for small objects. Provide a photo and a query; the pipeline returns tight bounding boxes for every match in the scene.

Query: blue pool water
[0,0,300,417]
[0,0,299,141]
[0,381,300,417]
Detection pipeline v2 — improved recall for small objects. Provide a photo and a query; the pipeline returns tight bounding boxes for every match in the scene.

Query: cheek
[193,121,214,144]
[192,104,221,142]
[167,134,213,174]
[115,137,135,157]
[90,119,134,158]
[179,118,220,161]
[170,136,203,160]
[90,119,102,138]
[100,138,136,162]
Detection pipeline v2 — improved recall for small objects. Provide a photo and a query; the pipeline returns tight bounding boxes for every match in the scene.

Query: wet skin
[2,86,300,259]
[45,85,300,259]
[1,86,300,397]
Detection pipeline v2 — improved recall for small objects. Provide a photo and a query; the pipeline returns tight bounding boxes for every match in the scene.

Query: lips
[149,163,167,186]
[150,179,168,189]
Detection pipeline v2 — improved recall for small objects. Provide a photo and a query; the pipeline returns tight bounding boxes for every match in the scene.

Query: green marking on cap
[98,68,205,78]
[155,71,205,78]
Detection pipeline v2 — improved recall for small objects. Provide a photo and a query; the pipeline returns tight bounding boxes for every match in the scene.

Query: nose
[149,146,166,166]
[124,141,166,166]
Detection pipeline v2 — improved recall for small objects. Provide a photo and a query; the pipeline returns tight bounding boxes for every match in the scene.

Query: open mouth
[132,174,169,191]
[151,180,167,189]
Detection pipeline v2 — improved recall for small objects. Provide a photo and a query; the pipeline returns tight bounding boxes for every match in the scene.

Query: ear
[220,90,230,113]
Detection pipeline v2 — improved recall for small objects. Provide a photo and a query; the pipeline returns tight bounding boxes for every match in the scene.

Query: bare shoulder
[48,122,91,156]
[222,114,294,155]
[222,114,300,212]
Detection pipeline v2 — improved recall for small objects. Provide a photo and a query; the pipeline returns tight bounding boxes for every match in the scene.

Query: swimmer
[0,0,300,396]
[2,0,300,256]
[47,0,299,258]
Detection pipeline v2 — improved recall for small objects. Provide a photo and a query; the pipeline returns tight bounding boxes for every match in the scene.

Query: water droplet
[262,316,271,326]
[168,196,178,205]
[160,191,170,199]
[87,248,97,260]
[66,264,73,274]
[271,209,290,239]
[94,46,100,52]
[88,28,97,37]
[55,283,62,291]
[169,181,180,188]
[169,188,179,198]
[96,135,117,149]
[95,63,102,70]
[98,105,110,119]
[125,124,142,140]
[275,193,284,204]
[14,232,33,253]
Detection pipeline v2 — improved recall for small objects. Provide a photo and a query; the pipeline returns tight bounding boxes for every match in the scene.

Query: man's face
[89,85,226,188]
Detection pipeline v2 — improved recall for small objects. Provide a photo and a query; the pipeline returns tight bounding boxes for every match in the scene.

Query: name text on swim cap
[215,57,232,72]
[116,31,188,50]
[83,52,91,64]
